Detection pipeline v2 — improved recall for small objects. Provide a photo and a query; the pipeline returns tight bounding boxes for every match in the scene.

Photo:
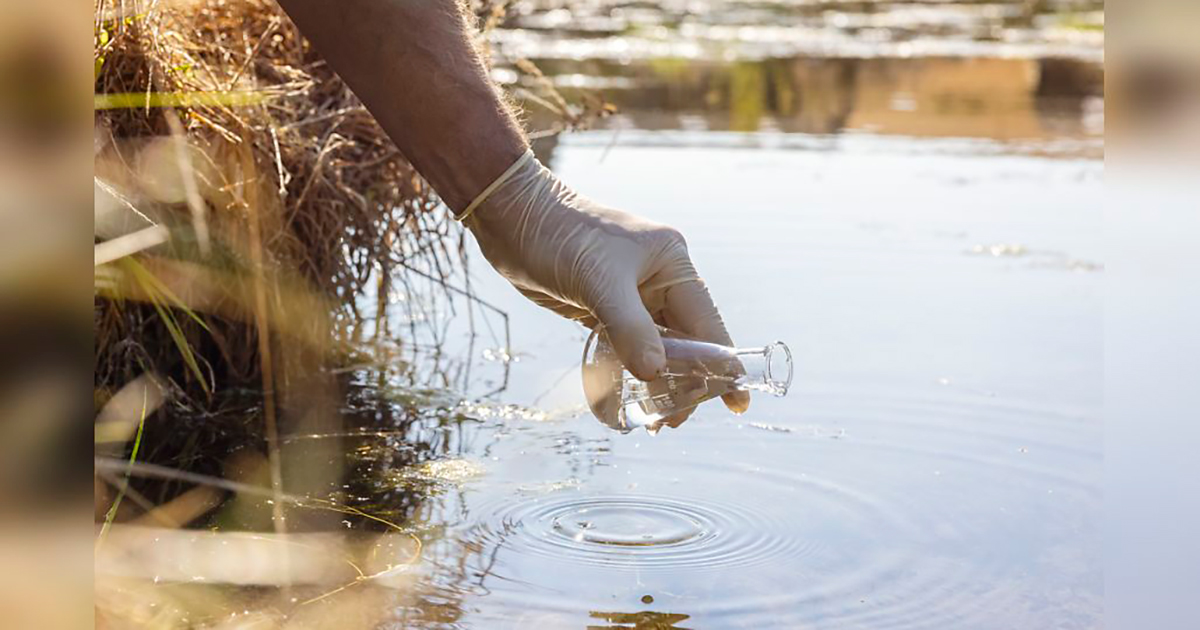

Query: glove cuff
[454,149,536,222]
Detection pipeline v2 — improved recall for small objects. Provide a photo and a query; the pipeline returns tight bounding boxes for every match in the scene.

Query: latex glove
[463,150,750,418]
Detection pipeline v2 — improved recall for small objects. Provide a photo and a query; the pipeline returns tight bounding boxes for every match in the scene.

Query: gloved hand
[462,150,750,420]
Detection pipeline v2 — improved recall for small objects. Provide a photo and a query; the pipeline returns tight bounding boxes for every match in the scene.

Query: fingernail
[724,392,751,414]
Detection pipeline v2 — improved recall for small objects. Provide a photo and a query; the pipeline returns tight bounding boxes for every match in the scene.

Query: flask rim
[763,341,794,395]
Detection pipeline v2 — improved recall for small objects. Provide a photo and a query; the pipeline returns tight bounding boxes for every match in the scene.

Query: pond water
[322,123,1103,627]
[300,1,1107,616]
[121,3,1104,627]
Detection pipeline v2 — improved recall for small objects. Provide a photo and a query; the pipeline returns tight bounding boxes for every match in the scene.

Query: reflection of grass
[1059,13,1104,32]
[589,610,691,629]
[647,57,692,80]
[729,62,766,132]
[769,59,795,115]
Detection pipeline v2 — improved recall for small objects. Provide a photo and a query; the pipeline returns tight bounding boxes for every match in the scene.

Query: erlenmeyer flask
[582,326,792,433]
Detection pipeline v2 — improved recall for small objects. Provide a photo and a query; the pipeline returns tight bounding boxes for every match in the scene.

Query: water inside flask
[581,326,792,433]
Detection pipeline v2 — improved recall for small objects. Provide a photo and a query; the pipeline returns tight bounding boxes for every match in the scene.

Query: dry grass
[93,0,464,399]
[90,1,610,627]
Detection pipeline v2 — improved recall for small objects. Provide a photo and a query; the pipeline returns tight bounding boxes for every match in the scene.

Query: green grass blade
[95,386,149,551]
[121,259,212,393]
[125,259,211,332]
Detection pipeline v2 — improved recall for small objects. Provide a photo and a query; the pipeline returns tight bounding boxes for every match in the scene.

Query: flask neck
[733,342,793,396]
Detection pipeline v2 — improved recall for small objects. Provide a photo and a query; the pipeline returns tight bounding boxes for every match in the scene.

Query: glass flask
[582,326,792,433]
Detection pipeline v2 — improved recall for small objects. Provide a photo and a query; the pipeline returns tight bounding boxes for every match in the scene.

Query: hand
[464,152,750,420]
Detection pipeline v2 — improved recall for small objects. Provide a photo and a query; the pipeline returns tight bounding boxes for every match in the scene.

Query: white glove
[462,150,749,417]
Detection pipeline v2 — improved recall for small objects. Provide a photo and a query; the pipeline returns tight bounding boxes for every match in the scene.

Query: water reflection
[494,0,1104,63]
[588,610,692,630]
[522,55,1103,143]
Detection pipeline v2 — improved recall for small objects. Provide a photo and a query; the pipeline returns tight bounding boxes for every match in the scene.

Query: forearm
[274,0,528,212]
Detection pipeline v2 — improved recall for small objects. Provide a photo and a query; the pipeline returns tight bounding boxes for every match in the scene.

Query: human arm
[272,0,525,212]
[273,0,748,415]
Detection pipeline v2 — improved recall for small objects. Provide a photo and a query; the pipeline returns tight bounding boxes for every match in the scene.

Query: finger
[722,390,751,415]
[590,282,666,382]
[663,276,733,346]
[659,407,694,429]
[645,409,693,433]
[664,277,751,414]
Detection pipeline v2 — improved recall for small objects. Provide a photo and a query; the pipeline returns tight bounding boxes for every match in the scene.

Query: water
[325,130,1101,628]
[143,3,1102,626]
[501,0,1104,151]
[494,0,1104,64]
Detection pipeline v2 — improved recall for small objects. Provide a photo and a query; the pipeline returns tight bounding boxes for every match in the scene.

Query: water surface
[259,3,1103,625]
[339,131,1103,628]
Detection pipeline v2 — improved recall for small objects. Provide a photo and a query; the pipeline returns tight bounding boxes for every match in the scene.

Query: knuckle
[654,225,687,250]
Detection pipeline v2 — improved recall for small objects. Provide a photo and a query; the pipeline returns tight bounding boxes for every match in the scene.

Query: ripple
[470,494,819,572]
[549,500,703,547]
[445,392,1100,628]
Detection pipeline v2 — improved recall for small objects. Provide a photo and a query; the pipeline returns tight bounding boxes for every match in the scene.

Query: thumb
[591,283,666,382]
[664,277,751,414]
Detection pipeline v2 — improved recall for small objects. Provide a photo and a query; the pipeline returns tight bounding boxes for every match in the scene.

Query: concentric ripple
[549,499,703,547]
[472,494,817,571]
[441,391,1101,629]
